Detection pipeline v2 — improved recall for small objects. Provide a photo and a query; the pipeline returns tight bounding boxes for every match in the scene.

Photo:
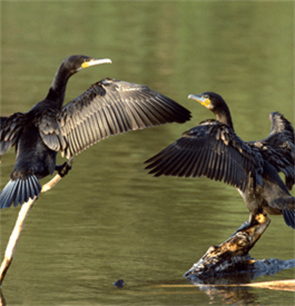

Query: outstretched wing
[0,113,26,157]
[145,120,264,192]
[36,108,68,152]
[59,78,191,158]
[247,112,295,190]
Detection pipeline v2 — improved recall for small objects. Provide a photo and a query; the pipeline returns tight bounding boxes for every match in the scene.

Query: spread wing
[0,113,26,157]
[145,120,264,192]
[37,108,68,152]
[247,112,295,190]
[59,78,191,158]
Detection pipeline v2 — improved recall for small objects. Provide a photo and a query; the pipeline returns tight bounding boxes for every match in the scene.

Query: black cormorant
[0,55,191,208]
[145,92,295,229]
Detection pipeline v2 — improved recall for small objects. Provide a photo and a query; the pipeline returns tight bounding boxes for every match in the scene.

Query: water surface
[1,2,294,305]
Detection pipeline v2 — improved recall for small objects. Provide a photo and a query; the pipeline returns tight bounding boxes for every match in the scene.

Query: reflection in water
[192,277,295,305]
[151,278,295,305]
[199,285,257,306]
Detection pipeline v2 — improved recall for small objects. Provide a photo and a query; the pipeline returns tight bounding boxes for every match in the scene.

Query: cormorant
[0,55,191,208]
[145,92,295,229]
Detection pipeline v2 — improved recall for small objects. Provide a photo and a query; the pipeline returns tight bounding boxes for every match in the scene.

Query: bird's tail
[0,176,42,209]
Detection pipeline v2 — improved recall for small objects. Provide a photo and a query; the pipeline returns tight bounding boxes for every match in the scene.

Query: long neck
[215,104,234,130]
[45,63,74,109]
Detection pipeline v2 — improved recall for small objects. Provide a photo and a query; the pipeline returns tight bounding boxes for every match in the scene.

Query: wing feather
[177,151,195,177]
[59,78,191,158]
[145,121,263,192]
[247,112,295,190]
[0,113,27,156]
[37,109,67,152]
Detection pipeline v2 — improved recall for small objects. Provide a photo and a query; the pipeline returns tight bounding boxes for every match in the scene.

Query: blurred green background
[1,1,294,305]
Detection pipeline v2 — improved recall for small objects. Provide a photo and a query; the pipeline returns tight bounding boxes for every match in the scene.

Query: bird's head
[61,55,112,75]
[49,55,112,98]
[188,92,233,128]
[188,92,226,113]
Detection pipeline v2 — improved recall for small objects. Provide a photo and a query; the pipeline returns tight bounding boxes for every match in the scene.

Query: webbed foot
[55,162,72,177]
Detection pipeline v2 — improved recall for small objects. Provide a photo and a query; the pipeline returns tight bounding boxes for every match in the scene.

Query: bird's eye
[203,94,209,99]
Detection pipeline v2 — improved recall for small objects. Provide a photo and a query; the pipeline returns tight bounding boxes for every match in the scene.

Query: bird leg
[225,213,270,252]
[231,213,269,235]
[55,158,74,177]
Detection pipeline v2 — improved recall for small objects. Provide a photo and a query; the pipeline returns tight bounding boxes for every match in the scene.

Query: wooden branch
[153,279,295,292]
[0,158,74,286]
[184,215,271,279]
[0,197,36,285]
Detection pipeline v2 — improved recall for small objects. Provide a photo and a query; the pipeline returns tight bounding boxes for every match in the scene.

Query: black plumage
[145,92,295,229]
[0,55,191,208]
[247,111,295,190]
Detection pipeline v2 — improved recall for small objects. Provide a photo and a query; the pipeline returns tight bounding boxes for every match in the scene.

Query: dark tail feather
[283,209,295,229]
[0,176,42,209]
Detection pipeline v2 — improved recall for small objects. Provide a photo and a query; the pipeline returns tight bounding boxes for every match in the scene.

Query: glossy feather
[0,56,191,208]
[145,92,295,229]
[58,79,191,158]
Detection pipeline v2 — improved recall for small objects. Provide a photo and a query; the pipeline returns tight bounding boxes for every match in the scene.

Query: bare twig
[0,158,74,286]
[0,197,36,285]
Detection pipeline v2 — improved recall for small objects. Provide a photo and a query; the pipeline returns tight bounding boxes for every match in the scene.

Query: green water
[0,1,294,305]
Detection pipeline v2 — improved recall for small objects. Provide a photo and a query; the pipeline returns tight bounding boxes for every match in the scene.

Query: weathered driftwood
[0,159,74,286]
[184,214,295,281]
